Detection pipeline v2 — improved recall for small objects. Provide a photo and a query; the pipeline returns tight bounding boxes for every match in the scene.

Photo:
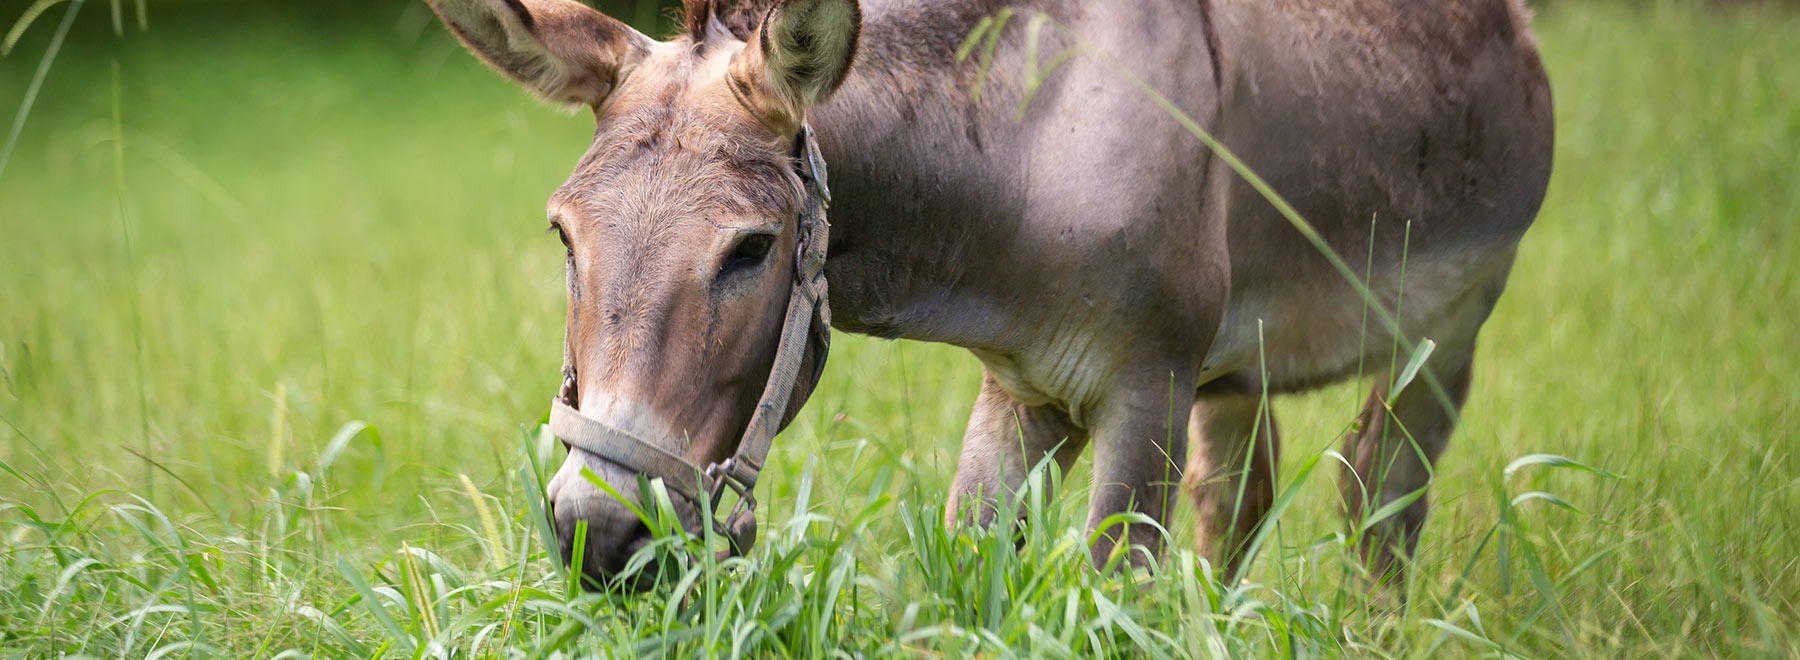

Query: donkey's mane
[681,0,777,42]
[679,0,1022,77]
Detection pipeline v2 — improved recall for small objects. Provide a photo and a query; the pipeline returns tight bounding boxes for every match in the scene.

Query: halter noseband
[547,124,831,557]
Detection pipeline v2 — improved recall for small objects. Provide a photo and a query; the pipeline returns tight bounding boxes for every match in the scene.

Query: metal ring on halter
[705,458,760,553]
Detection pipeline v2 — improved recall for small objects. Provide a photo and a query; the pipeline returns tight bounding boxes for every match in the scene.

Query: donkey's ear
[729,0,861,130]
[427,0,650,107]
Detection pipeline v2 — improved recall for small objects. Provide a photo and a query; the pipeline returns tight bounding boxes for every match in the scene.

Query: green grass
[3,0,1799,657]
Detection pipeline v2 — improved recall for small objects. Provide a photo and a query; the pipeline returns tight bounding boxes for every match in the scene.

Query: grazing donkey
[426,0,1552,586]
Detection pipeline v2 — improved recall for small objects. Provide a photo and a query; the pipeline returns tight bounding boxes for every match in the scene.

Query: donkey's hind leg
[1184,393,1280,578]
[1341,339,1477,582]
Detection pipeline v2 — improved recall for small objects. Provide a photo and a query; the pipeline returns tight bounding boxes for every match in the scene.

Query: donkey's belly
[1198,247,1512,394]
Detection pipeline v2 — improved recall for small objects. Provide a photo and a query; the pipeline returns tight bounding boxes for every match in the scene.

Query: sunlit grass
[2,1,1797,657]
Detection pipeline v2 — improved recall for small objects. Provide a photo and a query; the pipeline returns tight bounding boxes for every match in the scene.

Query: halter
[547,124,831,557]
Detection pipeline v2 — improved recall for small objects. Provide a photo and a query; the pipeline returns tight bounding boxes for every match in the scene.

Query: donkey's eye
[548,224,573,259]
[722,233,776,276]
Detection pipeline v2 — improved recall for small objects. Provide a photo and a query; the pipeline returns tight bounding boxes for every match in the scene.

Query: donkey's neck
[808,0,1044,348]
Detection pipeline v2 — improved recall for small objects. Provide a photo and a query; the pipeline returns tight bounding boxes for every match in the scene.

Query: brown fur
[425,0,1554,587]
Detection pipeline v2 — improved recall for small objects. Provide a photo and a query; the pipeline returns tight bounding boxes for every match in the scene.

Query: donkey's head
[427,0,859,587]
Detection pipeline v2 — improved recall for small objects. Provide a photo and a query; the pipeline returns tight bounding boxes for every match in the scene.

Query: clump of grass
[3,414,1626,657]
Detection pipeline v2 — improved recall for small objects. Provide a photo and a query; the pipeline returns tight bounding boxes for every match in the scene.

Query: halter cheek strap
[548,123,831,557]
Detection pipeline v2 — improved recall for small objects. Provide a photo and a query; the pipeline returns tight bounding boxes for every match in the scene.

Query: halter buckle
[705,458,757,514]
[705,458,759,553]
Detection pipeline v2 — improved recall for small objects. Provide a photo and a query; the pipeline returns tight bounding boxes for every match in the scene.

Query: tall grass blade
[1357,487,1427,534]
[0,0,74,56]
[317,420,374,476]
[0,0,81,183]
[267,384,289,478]
[1389,338,1437,400]
[1503,454,1624,481]
[400,541,441,642]
[1508,491,1584,514]
[1232,450,1326,584]
[34,557,100,626]
[336,557,416,652]
[294,605,371,658]
[459,473,509,569]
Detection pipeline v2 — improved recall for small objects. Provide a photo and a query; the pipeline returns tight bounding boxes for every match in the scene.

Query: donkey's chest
[963,304,1138,427]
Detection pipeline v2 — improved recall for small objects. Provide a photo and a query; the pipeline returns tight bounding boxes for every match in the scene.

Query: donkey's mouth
[590,535,661,593]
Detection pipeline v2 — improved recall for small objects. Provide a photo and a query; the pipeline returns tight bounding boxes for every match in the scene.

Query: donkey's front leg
[945,370,1088,529]
[1084,364,1195,568]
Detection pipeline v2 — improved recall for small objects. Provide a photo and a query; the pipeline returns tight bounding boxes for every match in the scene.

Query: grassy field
[2,0,1798,657]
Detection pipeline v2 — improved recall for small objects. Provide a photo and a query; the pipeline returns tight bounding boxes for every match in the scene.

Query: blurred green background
[2,0,1798,656]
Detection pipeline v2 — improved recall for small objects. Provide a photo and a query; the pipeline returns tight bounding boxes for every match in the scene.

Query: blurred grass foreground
[2,0,1798,657]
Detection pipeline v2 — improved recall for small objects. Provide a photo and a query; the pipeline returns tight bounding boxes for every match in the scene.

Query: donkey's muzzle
[545,445,678,590]
[550,486,653,588]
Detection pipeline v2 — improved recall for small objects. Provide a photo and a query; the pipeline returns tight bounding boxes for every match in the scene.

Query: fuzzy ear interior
[428,0,650,107]
[728,0,862,130]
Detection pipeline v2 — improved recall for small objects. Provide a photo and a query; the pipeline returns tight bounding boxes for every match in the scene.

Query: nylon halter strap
[547,124,831,556]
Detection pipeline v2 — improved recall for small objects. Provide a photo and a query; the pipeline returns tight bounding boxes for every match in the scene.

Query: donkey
[425,0,1553,586]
